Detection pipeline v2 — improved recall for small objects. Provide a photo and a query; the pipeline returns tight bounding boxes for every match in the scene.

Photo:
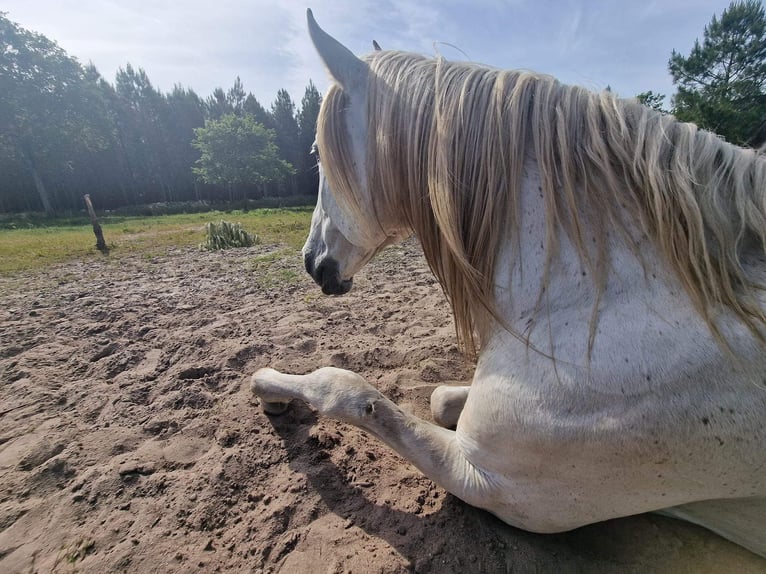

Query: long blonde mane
[317,51,766,355]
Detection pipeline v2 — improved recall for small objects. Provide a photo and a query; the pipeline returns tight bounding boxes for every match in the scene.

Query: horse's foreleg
[251,367,495,504]
[430,385,470,428]
[251,367,382,421]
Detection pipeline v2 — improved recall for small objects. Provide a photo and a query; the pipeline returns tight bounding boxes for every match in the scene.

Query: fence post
[83,194,108,254]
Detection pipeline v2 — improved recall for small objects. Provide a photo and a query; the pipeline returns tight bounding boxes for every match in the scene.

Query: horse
[251,9,766,558]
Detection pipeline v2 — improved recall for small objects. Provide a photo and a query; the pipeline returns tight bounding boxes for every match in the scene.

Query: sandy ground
[1,238,764,573]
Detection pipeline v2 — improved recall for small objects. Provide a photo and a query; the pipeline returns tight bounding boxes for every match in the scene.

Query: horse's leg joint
[250,368,295,415]
[430,385,470,428]
[261,400,290,415]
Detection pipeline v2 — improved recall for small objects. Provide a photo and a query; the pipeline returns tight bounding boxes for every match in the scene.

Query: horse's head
[302,10,407,295]
[302,141,372,295]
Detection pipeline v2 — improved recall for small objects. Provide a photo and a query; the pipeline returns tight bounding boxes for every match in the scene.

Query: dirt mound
[0,240,763,573]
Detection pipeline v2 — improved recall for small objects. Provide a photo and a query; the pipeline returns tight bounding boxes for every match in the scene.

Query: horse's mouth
[321,276,353,296]
[305,255,353,295]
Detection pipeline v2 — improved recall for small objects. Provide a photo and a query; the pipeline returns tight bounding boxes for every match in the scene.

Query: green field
[0,208,313,274]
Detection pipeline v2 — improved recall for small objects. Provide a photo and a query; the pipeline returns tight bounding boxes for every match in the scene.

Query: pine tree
[297,81,322,196]
[115,64,174,202]
[244,94,274,130]
[669,0,766,145]
[271,89,301,195]
[227,77,246,115]
[636,91,668,113]
[165,85,206,200]
[206,87,232,120]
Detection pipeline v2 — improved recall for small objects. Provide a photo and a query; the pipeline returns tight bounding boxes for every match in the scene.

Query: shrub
[200,220,258,250]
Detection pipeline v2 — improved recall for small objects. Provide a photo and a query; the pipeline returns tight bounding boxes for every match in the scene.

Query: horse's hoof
[261,400,290,415]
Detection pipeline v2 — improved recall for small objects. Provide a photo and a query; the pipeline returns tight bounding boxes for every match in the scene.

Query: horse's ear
[372,40,382,51]
[307,9,368,91]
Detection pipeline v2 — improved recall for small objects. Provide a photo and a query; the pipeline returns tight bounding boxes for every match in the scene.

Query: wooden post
[83,194,108,254]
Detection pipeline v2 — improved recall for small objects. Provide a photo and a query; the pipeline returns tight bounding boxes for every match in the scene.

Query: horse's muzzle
[304,254,353,295]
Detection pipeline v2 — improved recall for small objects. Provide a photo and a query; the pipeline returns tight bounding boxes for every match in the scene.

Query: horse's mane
[317,50,766,355]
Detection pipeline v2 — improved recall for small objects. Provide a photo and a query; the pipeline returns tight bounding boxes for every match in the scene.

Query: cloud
[3,0,739,107]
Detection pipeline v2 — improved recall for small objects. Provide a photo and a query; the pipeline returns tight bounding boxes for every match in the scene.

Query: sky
[4,1,738,108]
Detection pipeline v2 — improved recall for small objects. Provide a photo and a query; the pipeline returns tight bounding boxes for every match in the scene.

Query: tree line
[0,12,321,216]
[2,1,766,216]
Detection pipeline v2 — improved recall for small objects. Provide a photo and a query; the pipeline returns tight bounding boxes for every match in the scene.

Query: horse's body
[252,10,766,558]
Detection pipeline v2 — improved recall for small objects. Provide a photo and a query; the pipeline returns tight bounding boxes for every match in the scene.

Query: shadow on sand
[263,401,763,574]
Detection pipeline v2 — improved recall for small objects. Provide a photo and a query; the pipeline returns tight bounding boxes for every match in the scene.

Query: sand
[1,239,763,573]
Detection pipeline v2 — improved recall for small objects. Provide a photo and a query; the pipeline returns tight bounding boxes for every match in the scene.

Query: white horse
[252,9,766,558]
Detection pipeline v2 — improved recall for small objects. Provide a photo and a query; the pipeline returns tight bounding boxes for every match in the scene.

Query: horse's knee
[250,366,384,421]
[308,367,384,420]
[430,385,470,428]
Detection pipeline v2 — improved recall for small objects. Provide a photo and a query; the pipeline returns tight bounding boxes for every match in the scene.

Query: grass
[57,537,95,566]
[248,248,304,288]
[0,208,312,274]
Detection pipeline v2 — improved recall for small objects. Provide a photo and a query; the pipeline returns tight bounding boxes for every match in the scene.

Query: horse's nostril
[314,260,331,286]
[304,252,315,276]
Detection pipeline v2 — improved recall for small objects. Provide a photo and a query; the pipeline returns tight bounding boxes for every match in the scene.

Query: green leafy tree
[0,13,110,215]
[669,0,766,144]
[191,113,293,200]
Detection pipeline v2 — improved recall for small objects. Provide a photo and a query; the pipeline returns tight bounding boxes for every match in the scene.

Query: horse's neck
[496,157,638,314]
[492,154,765,376]
[493,156,698,362]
